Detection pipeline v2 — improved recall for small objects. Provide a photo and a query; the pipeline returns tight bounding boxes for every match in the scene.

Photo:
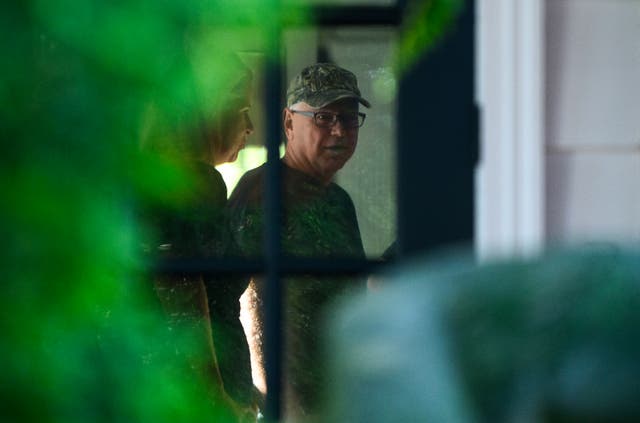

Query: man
[228,63,370,418]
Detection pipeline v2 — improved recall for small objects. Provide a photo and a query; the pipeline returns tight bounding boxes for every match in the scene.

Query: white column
[475,0,546,260]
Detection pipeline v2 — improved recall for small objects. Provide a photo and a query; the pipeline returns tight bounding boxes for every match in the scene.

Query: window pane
[222,27,397,260]
[315,26,397,259]
[217,25,398,420]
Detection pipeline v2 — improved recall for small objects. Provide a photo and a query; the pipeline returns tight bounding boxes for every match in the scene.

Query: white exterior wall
[477,0,640,259]
[545,0,640,245]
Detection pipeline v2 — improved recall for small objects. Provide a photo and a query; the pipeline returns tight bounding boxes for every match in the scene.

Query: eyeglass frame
[288,109,366,129]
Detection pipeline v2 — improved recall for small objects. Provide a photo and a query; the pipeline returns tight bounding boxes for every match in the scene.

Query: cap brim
[305,89,371,109]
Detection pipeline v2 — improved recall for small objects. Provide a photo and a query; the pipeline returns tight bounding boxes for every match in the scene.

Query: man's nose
[330,119,346,136]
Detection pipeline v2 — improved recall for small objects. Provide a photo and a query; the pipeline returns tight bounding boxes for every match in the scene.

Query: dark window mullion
[310,5,402,26]
[155,257,381,276]
[263,10,284,421]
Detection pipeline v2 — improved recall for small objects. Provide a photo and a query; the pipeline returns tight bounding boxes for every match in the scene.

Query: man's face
[284,98,360,183]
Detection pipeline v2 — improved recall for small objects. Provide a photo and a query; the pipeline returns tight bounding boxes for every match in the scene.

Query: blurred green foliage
[397,0,464,75]
[326,247,640,422]
[1,1,308,421]
[0,0,464,419]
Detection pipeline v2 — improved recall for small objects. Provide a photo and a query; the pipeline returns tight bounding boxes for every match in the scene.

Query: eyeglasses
[289,109,366,128]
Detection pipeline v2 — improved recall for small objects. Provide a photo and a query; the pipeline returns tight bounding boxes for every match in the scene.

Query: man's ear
[283,108,294,141]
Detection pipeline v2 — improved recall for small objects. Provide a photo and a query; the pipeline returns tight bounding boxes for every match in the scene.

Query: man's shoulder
[328,181,349,195]
[236,163,267,186]
[327,182,355,205]
[228,163,267,208]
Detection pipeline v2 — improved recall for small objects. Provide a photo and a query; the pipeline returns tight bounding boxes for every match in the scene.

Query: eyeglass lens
[315,112,363,128]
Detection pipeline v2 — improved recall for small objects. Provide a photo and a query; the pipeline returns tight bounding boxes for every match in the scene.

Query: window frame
[156,2,477,421]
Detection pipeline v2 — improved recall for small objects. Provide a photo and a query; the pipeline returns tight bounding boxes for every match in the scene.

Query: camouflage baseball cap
[286,63,371,108]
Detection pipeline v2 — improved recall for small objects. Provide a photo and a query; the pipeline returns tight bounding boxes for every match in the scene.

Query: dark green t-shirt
[228,161,366,414]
